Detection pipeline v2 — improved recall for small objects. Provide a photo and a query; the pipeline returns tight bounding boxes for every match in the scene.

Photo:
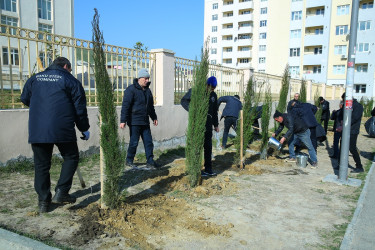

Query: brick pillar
[322,83,326,99]
[150,48,175,106]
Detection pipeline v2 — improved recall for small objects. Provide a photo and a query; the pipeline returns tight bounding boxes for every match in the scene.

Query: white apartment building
[204,0,375,99]
[0,0,74,74]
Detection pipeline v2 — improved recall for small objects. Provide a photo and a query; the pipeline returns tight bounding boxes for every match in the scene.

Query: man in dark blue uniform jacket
[120,69,158,169]
[217,95,242,148]
[21,57,90,213]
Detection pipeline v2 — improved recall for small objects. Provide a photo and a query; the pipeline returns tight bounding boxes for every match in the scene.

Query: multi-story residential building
[204,0,375,99]
[0,0,74,74]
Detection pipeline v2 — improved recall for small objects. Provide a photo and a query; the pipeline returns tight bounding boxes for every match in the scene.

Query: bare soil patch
[0,124,374,249]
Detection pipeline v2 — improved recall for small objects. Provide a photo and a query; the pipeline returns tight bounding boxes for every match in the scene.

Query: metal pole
[339,0,359,181]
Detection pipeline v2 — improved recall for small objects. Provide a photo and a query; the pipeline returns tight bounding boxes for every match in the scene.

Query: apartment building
[204,0,375,99]
[0,0,74,74]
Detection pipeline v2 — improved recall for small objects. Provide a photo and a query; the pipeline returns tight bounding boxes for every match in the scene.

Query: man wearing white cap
[120,68,159,169]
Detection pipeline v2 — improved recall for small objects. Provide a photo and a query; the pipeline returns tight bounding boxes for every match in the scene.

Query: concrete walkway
[0,228,59,250]
[341,162,375,250]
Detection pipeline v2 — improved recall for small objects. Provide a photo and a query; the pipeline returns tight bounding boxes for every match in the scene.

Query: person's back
[217,95,242,119]
[21,63,89,143]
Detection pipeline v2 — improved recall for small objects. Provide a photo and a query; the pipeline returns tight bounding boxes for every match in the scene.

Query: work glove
[80,131,90,140]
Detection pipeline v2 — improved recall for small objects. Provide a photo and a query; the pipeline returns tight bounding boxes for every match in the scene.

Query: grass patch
[0,157,34,175]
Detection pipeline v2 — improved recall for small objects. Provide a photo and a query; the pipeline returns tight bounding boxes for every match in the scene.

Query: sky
[74,0,205,60]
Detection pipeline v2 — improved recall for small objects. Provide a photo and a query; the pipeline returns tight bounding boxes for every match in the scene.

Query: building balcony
[237,14,253,22]
[304,34,325,46]
[221,16,235,24]
[235,38,253,46]
[305,15,325,27]
[354,72,372,83]
[221,39,234,47]
[235,50,252,58]
[239,1,254,9]
[303,54,324,65]
[222,3,234,12]
[237,26,253,33]
[306,0,326,8]
[221,28,235,36]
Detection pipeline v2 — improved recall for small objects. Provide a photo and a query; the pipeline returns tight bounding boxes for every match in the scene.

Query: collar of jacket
[45,64,69,73]
[133,78,151,90]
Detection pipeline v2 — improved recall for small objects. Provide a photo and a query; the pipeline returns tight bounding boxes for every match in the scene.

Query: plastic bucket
[268,137,282,151]
[296,154,308,168]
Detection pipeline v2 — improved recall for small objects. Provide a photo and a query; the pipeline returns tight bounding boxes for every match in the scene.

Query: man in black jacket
[330,101,343,159]
[337,93,364,173]
[217,94,242,148]
[319,96,330,133]
[287,93,301,112]
[273,110,318,168]
[21,57,90,213]
[120,69,158,169]
[181,76,219,176]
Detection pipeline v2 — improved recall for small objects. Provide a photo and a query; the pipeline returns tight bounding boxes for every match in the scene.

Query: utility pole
[339,0,360,181]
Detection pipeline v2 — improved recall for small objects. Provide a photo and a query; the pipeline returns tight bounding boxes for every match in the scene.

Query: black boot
[52,189,76,204]
[38,201,50,213]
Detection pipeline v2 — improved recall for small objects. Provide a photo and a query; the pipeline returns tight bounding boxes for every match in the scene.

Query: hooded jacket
[292,102,319,128]
[217,95,242,119]
[120,79,157,126]
[21,64,90,143]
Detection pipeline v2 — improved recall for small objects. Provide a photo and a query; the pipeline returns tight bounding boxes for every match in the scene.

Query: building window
[259,32,267,39]
[239,46,250,51]
[289,66,300,76]
[212,37,217,43]
[211,60,217,65]
[238,34,251,39]
[224,47,232,52]
[223,1,233,5]
[334,45,347,55]
[316,8,324,15]
[223,35,232,40]
[211,48,217,55]
[291,11,302,21]
[261,8,267,14]
[361,2,374,9]
[337,5,350,15]
[2,47,19,65]
[38,23,52,40]
[336,25,349,35]
[259,45,266,51]
[239,22,251,28]
[290,29,301,38]
[315,28,323,35]
[239,58,250,63]
[292,0,303,2]
[312,66,321,74]
[259,57,266,63]
[240,10,251,15]
[356,64,368,73]
[359,21,371,31]
[213,3,218,9]
[212,26,217,32]
[0,0,16,12]
[355,84,366,93]
[314,47,322,54]
[212,14,218,21]
[224,59,232,64]
[38,0,52,20]
[290,48,300,57]
[224,24,233,29]
[358,43,370,52]
[39,51,53,68]
[260,20,267,27]
[333,65,345,74]
[1,15,17,35]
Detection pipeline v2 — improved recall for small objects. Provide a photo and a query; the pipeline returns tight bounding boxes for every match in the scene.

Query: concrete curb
[0,228,59,250]
[340,161,375,250]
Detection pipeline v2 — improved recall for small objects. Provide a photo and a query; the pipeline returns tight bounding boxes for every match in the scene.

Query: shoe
[146,161,160,169]
[351,168,364,173]
[38,201,50,213]
[285,158,296,163]
[201,170,217,177]
[52,189,76,204]
[310,162,318,169]
[329,155,338,159]
[126,161,137,168]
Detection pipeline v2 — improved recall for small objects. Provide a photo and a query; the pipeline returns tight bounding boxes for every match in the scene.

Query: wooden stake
[240,110,244,169]
[99,115,106,208]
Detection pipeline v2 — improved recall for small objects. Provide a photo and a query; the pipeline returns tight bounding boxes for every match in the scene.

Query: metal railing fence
[174,57,245,104]
[0,24,155,109]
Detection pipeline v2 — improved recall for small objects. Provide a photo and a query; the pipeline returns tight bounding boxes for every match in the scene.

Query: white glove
[80,131,90,140]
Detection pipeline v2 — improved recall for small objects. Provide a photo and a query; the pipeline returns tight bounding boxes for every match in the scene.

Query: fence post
[332,85,336,100]
[322,83,326,99]
[307,80,312,101]
[150,49,175,106]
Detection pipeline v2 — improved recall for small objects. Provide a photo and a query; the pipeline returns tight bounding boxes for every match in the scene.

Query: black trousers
[222,116,237,147]
[31,142,79,202]
[204,120,213,172]
[321,117,329,133]
[339,133,362,168]
[310,126,317,152]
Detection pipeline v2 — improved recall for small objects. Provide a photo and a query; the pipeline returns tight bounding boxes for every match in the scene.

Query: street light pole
[339,0,360,181]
